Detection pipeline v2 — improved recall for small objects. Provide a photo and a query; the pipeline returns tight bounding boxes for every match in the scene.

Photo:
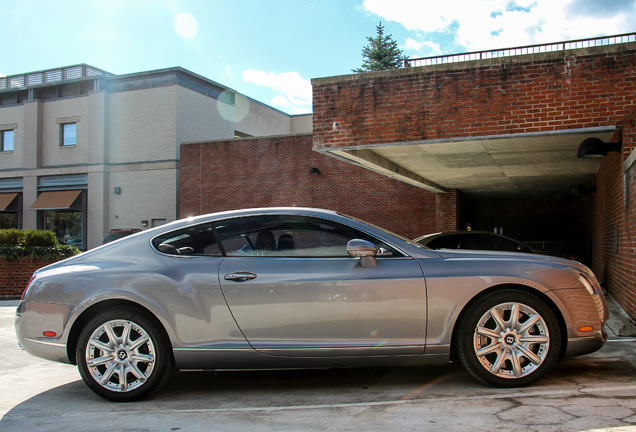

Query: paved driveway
[1,300,635,432]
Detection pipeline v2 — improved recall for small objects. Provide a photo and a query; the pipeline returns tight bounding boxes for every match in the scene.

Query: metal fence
[524,240,589,258]
[405,32,636,68]
[0,64,113,91]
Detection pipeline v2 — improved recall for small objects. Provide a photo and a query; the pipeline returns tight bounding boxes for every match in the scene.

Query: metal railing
[0,64,114,91]
[405,32,636,68]
[524,240,589,254]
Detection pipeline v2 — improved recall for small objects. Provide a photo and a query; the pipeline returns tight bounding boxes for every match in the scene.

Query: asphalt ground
[1,299,635,432]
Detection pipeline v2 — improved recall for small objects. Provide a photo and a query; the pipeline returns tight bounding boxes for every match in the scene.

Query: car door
[215,214,427,357]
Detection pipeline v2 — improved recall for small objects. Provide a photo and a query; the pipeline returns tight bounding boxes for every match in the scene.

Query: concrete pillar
[86,90,109,249]
[21,100,42,229]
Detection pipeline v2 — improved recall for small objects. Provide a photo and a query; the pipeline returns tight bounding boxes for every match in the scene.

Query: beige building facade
[0,64,311,249]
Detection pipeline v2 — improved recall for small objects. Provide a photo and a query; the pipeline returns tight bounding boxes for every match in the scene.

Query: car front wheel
[457,289,561,387]
[76,308,173,402]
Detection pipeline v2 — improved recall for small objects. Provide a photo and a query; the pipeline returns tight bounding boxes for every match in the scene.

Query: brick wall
[312,45,636,149]
[435,190,459,232]
[180,134,450,239]
[312,44,636,320]
[0,258,52,299]
[180,45,636,319]
[592,120,636,320]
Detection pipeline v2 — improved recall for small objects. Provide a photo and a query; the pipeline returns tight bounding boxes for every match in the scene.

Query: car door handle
[224,272,257,282]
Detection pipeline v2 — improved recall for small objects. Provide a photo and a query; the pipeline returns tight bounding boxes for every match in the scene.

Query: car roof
[177,207,341,225]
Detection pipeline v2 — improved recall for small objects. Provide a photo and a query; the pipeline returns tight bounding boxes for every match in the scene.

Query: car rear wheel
[457,289,561,387]
[76,308,173,402]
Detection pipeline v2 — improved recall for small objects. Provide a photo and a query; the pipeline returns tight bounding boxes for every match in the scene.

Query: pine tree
[353,23,405,73]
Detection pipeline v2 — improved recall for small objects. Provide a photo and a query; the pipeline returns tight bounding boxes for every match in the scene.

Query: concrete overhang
[317,127,617,199]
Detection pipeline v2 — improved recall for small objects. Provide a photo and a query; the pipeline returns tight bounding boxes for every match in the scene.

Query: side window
[214,215,355,257]
[432,234,469,249]
[353,229,403,257]
[469,234,499,251]
[492,236,530,253]
[214,215,403,258]
[152,222,221,256]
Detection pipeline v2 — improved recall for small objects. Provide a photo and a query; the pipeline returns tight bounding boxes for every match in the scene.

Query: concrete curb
[605,295,636,337]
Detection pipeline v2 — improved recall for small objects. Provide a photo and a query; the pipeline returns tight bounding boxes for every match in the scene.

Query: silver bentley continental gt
[15,208,608,401]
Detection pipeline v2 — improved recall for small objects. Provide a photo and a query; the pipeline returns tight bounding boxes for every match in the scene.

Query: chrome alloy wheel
[473,302,550,379]
[85,319,156,393]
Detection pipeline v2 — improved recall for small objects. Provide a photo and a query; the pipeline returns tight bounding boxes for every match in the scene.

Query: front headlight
[578,274,598,296]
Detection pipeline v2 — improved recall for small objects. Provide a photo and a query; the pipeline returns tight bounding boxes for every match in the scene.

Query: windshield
[341,213,431,250]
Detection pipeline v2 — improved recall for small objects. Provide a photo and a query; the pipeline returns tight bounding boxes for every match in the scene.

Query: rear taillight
[21,276,36,301]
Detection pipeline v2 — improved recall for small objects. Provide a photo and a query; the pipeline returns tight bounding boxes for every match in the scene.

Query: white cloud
[271,95,291,107]
[242,69,312,113]
[173,12,199,40]
[405,38,441,55]
[363,0,636,53]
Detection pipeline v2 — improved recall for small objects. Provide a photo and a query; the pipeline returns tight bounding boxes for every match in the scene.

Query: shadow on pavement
[2,354,635,431]
[0,364,471,430]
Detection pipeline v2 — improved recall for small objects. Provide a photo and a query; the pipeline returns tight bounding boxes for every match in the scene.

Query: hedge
[0,229,81,261]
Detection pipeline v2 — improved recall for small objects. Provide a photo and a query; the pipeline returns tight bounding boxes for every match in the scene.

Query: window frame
[152,222,222,257]
[151,214,408,259]
[60,122,77,147]
[1,129,14,152]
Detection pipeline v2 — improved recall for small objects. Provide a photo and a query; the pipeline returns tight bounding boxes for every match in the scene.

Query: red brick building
[180,36,636,321]
[180,134,457,239]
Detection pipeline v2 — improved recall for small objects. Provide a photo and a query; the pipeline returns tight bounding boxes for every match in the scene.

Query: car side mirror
[347,239,378,267]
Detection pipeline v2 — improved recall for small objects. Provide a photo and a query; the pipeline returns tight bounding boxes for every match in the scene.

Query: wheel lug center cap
[117,349,128,361]
[502,332,517,347]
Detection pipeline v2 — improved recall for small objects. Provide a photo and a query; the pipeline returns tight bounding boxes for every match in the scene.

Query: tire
[456,289,561,387]
[76,308,173,402]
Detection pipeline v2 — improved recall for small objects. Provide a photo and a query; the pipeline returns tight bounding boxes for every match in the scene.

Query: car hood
[428,247,590,273]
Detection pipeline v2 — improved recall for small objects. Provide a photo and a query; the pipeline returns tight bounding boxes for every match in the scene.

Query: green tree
[353,22,405,73]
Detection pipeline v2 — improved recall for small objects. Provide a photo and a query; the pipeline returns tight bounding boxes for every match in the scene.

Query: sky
[2,0,635,115]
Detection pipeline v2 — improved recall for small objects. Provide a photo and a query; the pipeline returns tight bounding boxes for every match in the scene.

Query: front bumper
[564,332,607,358]
[550,285,609,358]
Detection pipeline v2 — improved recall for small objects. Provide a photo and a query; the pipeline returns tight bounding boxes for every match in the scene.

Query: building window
[32,175,87,249]
[1,130,14,152]
[46,210,83,247]
[0,192,21,229]
[60,123,77,146]
[31,189,85,249]
[0,212,19,229]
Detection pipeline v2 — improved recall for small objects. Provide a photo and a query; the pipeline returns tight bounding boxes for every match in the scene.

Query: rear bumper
[17,336,71,364]
[15,302,71,364]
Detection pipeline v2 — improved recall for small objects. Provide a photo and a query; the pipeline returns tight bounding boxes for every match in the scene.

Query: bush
[0,229,26,246]
[0,229,81,261]
[24,230,57,247]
